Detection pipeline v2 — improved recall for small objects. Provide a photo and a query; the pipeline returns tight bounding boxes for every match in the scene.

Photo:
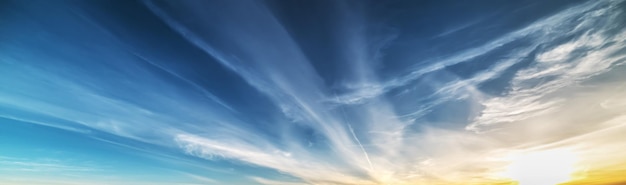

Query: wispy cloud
[2,0,626,184]
[142,0,626,184]
[0,156,98,172]
[469,1,626,131]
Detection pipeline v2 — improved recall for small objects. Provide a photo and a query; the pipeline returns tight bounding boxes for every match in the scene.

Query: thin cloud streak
[1,0,626,184]
[145,0,626,184]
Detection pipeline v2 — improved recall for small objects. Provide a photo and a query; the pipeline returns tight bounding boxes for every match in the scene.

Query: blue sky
[2,0,626,184]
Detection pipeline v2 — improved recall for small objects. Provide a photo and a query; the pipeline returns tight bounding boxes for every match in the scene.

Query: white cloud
[154,0,626,184]
[3,0,625,184]
[469,3,626,131]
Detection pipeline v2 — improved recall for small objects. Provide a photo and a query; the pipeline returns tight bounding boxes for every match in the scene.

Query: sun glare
[503,149,578,185]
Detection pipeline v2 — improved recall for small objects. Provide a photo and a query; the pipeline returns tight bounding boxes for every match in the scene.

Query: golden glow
[502,149,578,185]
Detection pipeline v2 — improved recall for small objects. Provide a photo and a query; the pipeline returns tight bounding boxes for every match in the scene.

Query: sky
[1,0,626,185]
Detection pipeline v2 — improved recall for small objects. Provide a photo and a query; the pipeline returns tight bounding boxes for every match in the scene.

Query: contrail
[335,92,374,172]
[348,122,374,172]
